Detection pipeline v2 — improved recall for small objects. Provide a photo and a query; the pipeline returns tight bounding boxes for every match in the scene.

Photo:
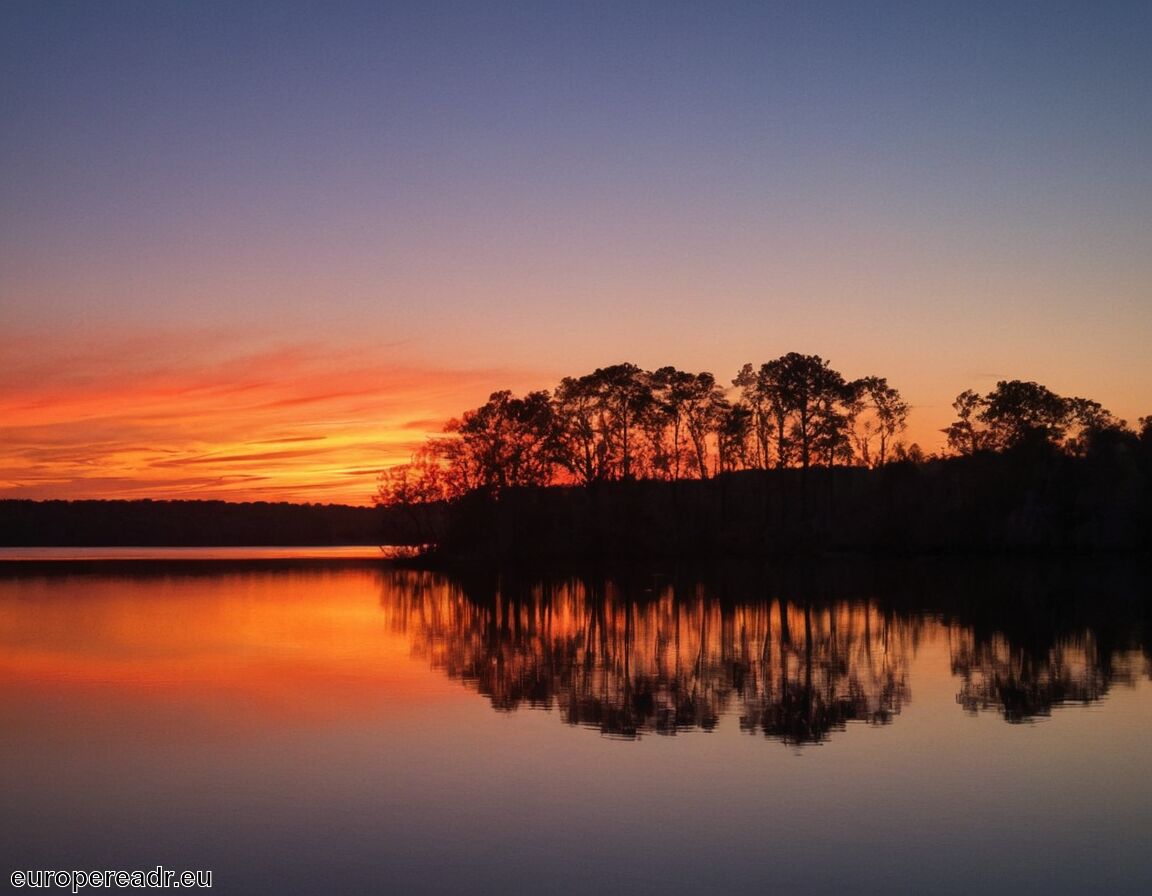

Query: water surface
[2,557,1150,894]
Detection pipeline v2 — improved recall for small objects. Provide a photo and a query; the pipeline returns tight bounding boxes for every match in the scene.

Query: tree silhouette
[649,366,726,480]
[762,353,849,471]
[1064,397,1127,457]
[980,380,1071,451]
[553,374,608,486]
[589,363,654,481]
[445,390,557,494]
[375,353,920,509]
[680,371,729,478]
[942,389,989,456]
[943,380,1129,457]
[733,361,791,468]
[716,402,753,474]
[848,376,910,468]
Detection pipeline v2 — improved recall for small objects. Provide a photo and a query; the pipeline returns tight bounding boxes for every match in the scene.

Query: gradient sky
[3,1,1150,504]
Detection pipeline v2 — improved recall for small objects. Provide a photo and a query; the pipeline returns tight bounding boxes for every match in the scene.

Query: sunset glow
[3,2,1150,504]
[0,331,544,503]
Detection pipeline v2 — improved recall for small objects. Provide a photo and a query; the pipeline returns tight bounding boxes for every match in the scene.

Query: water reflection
[951,630,1145,722]
[379,565,1152,744]
[3,559,1151,894]
[381,571,914,743]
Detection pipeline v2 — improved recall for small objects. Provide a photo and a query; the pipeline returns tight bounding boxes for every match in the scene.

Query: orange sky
[3,4,1150,506]
[0,330,548,505]
[2,323,1149,505]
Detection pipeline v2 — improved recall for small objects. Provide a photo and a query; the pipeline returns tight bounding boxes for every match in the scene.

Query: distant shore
[0,499,400,548]
[5,449,1148,561]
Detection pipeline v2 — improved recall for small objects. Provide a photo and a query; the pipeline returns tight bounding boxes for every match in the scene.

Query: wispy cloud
[0,330,544,504]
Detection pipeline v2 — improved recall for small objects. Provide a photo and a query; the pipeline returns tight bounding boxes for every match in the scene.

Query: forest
[378,354,1146,500]
[0,499,390,547]
[376,354,1152,559]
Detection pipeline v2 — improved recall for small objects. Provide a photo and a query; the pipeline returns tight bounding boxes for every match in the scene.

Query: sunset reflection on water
[2,560,1151,894]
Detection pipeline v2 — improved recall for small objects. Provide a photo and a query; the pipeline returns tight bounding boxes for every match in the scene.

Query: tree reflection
[738,600,909,744]
[950,630,1141,722]
[379,571,913,745]
[378,564,1151,741]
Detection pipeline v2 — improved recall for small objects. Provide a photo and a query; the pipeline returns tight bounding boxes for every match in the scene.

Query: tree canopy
[943,380,1130,457]
[378,355,917,506]
[378,361,1144,509]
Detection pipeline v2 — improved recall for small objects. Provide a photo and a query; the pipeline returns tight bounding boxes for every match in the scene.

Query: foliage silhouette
[381,354,908,505]
[375,361,1149,559]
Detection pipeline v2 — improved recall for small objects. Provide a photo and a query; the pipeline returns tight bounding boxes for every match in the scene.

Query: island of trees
[2,353,1147,556]
[376,354,1152,559]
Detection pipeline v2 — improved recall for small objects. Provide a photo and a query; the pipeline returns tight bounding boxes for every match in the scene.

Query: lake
[2,553,1150,894]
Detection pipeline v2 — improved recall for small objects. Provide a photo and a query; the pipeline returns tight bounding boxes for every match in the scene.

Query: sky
[2,0,1150,504]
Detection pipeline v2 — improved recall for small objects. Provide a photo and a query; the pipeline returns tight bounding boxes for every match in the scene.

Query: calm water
[2,554,1150,894]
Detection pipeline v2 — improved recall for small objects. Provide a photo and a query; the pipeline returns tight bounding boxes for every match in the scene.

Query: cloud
[148,448,335,468]
[400,417,449,431]
[0,330,546,504]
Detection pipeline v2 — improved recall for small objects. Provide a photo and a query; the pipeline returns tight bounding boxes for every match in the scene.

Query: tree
[765,353,849,470]
[1136,415,1152,458]
[848,376,910,468]
[892,441,924,463]
[943,389,989,456]
[734,361,796,469]
[375,445,456,508]
[1064,397,1127,457]
[681,372,729,479]
[813,378,857,468]
[553,374,607,486]
[944,381,1126,458]
[647,366,695,480]
[445,390,557,494]
[586,363,654,481]
[735,355,869,469]
[716,402,753,473]
[979,380,1070,451]
[733,363,778,469]
[374,445,458,543]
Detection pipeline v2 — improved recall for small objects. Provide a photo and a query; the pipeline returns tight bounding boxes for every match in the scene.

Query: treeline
[376,356,1152,559]
[378,353,1149,502]
[942,379,1139,456]
[378,354,918,506]
[0,500,407,547]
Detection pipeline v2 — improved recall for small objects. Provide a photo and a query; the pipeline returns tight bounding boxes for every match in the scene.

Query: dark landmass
[407,448,1151,563]
[0,499,416,547]
[1,443,1148,559]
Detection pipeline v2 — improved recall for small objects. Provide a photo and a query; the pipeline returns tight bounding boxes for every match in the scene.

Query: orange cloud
[0,330,542,504]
